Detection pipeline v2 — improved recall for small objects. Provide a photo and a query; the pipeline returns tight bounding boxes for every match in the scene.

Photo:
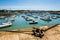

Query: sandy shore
[0,25,60,40]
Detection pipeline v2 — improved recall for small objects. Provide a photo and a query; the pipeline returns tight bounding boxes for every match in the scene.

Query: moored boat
[0,16,6,19]
[29,21,38,24]
[56,15,60,18]
[26,18,33,21]
[40,16,51,21]
[32,15,38,18]
[8,17,15,21]
[8,15,16,21]
[0,21,12,28]
[51,15,57,19]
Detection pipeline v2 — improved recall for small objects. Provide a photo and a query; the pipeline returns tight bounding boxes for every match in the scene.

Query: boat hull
[0,25,11,28]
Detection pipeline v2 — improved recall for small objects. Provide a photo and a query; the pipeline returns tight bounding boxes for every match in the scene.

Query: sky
[0,0,60,10]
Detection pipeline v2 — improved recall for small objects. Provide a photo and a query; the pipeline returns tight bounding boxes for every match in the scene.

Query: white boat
[26,19,32,21]
[33,16,38,18]
[0,22,12,28]
[51,15,57,19]
[40,16,51,21]
[29,21,38,24]
[9,18,15,21]
[11,15,16,18]
[8,15,16,21]
[0,16,6,19]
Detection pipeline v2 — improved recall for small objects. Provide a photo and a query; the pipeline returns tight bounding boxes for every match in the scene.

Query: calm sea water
[0,13,60,30]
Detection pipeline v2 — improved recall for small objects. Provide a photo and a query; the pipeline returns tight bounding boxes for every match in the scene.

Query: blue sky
[0,0,60,10]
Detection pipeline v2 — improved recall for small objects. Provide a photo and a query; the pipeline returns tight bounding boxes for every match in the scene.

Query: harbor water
[0,13,60,30]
